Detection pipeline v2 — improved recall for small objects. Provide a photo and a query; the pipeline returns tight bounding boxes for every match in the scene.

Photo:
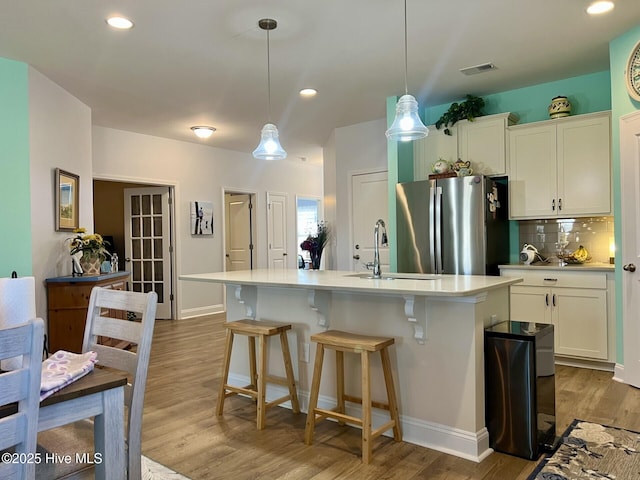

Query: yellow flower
[68,228,110,261]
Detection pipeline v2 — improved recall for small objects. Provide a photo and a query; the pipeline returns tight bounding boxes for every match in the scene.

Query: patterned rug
[528,420,640,480]
[142,456,191,480]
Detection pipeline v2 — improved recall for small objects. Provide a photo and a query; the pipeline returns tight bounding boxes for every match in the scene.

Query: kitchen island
[180,269,522,461]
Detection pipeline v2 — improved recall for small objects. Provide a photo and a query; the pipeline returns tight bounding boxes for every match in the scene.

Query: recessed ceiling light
[586,1,614,15]
[191,126,216,139]
[106,16,134,30]
[299,88,317,97]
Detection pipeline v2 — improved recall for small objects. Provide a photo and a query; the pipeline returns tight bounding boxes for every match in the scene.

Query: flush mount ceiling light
[105,16,134,30]
[385,0,428,142]
[191,126,216,139]
[586,1,614,14]
[299,88,317,97]
[253,18,287,161]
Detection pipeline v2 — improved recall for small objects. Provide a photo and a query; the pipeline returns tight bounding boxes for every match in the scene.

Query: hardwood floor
[141,314,640,479]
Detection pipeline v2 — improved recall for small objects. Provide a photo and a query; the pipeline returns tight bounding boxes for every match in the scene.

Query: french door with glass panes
[124,187,173,318]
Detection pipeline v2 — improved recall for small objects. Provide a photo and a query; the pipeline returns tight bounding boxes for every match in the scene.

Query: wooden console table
[45,271,130,353]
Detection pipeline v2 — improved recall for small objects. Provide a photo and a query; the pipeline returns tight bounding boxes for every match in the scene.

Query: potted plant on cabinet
[435,94,485,135]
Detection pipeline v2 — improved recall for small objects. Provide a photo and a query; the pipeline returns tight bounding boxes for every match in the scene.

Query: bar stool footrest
[313,407,362,426]
[223,385,258,398]
[372,420,397,439]
[343,394,391,411]
[265,395,294,410]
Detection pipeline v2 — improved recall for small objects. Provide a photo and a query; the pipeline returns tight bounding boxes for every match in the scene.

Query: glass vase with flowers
[68,228,110,275]
[300,221,330,270]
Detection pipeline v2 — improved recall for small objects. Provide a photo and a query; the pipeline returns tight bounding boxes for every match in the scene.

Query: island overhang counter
[180,269,522,462]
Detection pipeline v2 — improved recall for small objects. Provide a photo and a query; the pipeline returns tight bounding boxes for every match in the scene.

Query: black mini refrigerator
[484,321,556,460]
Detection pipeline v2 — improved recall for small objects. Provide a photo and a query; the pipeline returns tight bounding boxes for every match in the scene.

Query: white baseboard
[227,373,491,462]
[555,356,615,372]
[180,304,224,319]
[613,363,625,383]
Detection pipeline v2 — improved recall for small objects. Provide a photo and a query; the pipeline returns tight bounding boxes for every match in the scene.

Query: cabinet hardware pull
[543,278,558,282]
[552,199,555,211]
[552,294,556,307]
[558,198,562,211]
[545,293,549,306]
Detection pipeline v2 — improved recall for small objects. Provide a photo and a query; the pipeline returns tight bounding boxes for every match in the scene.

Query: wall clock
[626,39,640,102]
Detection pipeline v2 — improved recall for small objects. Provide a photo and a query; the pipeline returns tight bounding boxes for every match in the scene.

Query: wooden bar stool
[304,330,402,464]
[217,319,300,430]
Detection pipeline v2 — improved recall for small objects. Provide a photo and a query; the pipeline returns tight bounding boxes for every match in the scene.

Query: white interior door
[225,193,253,271]
[267,192,288,270]
[351,171,389,271]
[124,187,172,319]
[621,111,640,387]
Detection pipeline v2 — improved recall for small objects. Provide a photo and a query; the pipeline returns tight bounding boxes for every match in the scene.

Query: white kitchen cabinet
[501,268,610,362]
[414,112,516,179]
[413,123,457,180]
[509,111,611,219]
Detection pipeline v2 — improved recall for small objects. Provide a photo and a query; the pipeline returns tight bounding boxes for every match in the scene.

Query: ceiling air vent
[459,63,497,76]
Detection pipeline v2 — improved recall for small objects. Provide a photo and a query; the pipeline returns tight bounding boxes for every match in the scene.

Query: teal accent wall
[610,25,640,364]
[423,70,611,127]
[387,97,400,272]
[387,96,427,271]
[0,58,31,276]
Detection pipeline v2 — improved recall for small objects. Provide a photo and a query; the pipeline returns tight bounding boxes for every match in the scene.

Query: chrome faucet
[372,219,388,279]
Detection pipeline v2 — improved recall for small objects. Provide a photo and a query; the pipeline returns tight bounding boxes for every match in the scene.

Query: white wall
[328,118,388,270]
[92,127,323,318]
[29,67,93,323]
[322,129,337,270]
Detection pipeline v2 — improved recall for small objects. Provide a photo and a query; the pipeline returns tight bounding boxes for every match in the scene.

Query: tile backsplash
[517,217,614,264]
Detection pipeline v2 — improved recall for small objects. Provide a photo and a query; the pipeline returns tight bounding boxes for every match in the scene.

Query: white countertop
[499,262,615,272]
[180,268,522,297]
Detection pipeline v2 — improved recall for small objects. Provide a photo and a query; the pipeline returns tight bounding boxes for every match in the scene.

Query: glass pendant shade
[385,94,428,142]
[253,123,287,160]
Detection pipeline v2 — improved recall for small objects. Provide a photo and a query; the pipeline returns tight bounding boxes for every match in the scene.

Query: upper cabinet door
[509,124,557,218]
[557,112,611,216]
[413,125,458,180]
[508,111,611,219]
[413,113,516,180]
[457,113,516,176]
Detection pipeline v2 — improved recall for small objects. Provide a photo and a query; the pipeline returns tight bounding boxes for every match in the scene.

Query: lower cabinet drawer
[501,269,606,289]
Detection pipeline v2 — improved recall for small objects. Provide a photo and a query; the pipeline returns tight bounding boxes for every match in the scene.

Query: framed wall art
[190,201,213,235]
[55,168,79,231]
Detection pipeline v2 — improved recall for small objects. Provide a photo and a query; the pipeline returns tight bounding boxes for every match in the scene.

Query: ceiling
[1,1,639,165]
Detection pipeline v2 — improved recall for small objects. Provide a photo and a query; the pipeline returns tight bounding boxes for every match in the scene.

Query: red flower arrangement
[300,221,329,269]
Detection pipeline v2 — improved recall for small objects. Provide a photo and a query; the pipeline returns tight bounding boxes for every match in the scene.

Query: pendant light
[253,18,287,160]
[385,0,428,142]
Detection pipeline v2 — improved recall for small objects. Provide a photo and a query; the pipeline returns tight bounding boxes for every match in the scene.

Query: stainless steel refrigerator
[396,175,509,275]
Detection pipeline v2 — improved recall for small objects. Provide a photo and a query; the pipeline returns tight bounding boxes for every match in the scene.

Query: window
[296,197,322,265]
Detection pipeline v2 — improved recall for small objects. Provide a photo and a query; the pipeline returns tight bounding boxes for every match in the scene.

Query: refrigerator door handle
[435,186,443,273]
[429,186,436,273]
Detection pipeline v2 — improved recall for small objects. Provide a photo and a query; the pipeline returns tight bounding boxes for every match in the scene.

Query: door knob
[623,263,636,272]
[353,254,360,260]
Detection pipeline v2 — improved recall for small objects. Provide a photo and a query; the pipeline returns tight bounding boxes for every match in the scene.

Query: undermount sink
[345,272,440,281]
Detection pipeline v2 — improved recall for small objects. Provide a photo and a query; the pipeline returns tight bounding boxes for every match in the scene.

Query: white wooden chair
[0,318,44,480]
[37,288,157,480]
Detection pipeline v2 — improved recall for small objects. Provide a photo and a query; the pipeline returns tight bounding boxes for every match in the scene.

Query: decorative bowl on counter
[557,245,590,264]
[557,254,591,264]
